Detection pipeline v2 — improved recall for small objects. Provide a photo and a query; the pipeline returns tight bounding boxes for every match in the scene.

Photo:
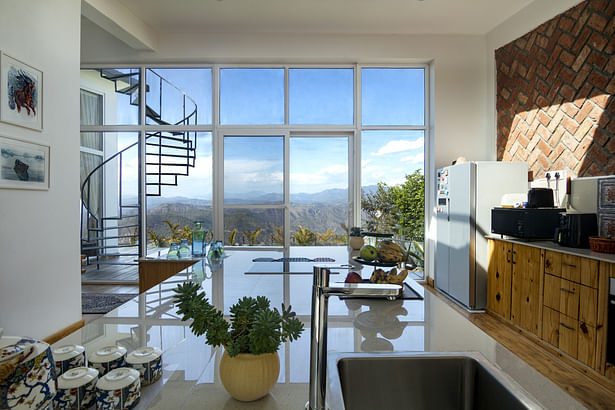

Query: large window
[80,65,427,256]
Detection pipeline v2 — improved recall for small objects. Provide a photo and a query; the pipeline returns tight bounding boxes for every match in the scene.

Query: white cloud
[371,138,424,156]
[400,153,424,163]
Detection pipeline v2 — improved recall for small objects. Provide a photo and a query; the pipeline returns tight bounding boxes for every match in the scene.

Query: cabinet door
[561,254,581,283]
[487,240,512,319]
[559,315,578,358]
[542,306,559,347]
[511,244,543,335]
[559,278,580,319]
[544,250,561,277]
[578,285,597,327]
[543,274,560,311]
[580,257,599,288]
[577,322,597,368]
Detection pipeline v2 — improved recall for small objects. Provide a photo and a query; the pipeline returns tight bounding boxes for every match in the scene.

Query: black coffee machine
[554,213,598,248]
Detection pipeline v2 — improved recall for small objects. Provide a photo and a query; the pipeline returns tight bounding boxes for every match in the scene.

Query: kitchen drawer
[559,315,578,358]
[544,251,561,277]
[579,257,599,288]
[578,285,597,327]
[561,254,580,283]
[543,274,560,311]
[542,306,559,347]
[577,321,596,368]
[559,278,579,319]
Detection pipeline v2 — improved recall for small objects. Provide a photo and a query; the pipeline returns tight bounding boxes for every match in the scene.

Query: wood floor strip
[422,284,615,409]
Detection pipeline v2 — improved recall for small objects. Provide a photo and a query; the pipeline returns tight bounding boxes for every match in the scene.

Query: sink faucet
[307,265,402,410]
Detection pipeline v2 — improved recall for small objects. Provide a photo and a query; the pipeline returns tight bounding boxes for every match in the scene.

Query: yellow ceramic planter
[219,351,280,402]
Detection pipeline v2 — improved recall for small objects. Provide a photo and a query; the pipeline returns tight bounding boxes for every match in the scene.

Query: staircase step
[86,260,138,266]
[89,224,140,231]
[146,182,180,186]
[85,234,138,241]
[117,83,139,95]
[146,162,193,167]
[101,214,138,221]
[146,134,194,144]
[146,142,196,150]
[146,152,196,160]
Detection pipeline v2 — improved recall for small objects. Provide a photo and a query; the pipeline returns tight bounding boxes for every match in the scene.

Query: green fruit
[359,245,378,261]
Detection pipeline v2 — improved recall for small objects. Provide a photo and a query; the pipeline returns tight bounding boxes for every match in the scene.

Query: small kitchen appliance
[553,213,597,248]
[491,207,565,239]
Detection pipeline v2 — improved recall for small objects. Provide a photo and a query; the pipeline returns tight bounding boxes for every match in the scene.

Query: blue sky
[109,67,424,199]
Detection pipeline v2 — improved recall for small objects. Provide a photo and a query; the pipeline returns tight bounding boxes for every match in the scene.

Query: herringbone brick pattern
[496,0,615,178]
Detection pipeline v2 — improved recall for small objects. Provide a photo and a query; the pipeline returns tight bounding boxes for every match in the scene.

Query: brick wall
[496,0,615,178]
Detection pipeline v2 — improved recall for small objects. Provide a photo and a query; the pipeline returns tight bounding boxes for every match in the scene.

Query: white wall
[485,0,584,155]
[0,0,81,339]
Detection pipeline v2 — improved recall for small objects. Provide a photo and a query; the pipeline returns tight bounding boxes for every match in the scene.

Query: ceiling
[116,0,536,35]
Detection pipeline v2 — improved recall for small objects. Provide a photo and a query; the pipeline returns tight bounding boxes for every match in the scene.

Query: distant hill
[125,186,377,245]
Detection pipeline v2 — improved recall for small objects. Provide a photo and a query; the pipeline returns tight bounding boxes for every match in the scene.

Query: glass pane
[224,136,283,204]
[361,129,425,243]
[146,132,213,249]
[223,208,284,246]
[81,69,139,125]
[290,137,348,246]
[361,68,424,126]
[220,68,284,124]
[289,68,353,124]
[80,151,102,224]
[146,68,212,126]
[80,89,103,150]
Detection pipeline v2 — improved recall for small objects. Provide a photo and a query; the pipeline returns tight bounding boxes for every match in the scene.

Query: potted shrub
[349,227,364,250]
[173,282,304,401]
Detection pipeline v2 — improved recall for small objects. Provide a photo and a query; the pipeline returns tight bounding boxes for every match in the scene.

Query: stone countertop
[487,234,615,263]
[57,247,583,409]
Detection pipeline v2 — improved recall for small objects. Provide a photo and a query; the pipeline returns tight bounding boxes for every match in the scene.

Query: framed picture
[0,135,49,190]
[598,177,615,211]
[0,53,42,131]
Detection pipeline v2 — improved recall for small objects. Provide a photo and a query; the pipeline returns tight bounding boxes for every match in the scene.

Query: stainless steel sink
[327,352,543,410]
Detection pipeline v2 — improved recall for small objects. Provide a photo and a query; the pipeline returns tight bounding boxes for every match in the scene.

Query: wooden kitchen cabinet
[510,244,543,336]
[487,239,513,319]
[488,238,612,374]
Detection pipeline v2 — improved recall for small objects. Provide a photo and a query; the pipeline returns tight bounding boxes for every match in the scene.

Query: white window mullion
[284,132,290,247]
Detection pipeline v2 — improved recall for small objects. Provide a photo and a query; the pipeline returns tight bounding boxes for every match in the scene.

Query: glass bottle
[179,239,191,259]
[167,242,179,259]
[215,240,225,257]
[192,222,205,257]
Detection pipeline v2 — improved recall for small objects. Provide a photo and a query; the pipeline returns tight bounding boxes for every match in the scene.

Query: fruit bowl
[351,256,398,267]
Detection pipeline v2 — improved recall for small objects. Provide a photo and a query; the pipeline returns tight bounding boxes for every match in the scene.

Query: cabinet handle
[506,249,511,263]
[562,262,577,268]
[559,287,575,294]
[511,250,517,265]
[560,322,575,331]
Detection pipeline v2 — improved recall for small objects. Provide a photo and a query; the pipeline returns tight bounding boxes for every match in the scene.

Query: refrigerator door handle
[447,199,450,222]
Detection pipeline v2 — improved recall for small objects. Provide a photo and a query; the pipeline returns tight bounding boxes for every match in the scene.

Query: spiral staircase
[80,69,198,271]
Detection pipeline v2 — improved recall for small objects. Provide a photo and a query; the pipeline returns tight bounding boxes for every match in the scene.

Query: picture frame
[597,177,615,211]
[0,135,49,190]
[0,53,43,131]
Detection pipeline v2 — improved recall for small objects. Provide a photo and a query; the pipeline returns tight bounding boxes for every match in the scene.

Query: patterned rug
[82,293,136,314]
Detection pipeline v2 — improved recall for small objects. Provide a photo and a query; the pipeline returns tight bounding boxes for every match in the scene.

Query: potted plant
[173,282,304,401]
[349,227,364,250]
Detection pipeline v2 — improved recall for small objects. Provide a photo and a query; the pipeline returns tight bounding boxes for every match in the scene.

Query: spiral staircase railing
[80,69,197,270]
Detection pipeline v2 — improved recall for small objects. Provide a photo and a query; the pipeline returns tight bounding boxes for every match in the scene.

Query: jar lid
[96,367,139,390]
[53,344,85,361]
[88,345,127,363]
[126,347,162,364]
[0,336,39,363]
[58,367,98,389]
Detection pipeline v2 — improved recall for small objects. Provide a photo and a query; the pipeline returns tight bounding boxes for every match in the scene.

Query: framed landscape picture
[0,53,42,131]
[0,135,49,190]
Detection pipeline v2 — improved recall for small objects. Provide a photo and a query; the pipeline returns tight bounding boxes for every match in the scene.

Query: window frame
[79,63,430,254]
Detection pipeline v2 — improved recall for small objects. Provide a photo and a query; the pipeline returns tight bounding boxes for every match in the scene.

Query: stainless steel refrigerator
[435,161,528,310]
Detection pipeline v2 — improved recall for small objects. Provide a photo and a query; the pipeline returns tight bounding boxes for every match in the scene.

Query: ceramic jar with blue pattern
[0,336,56,409]
[52,344,86,377]
[126,347,162,385]
[87,346,126,377]
[53,366,98,409]
[95,367,140,410]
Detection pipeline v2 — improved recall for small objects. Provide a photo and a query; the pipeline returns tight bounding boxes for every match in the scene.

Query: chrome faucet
[307,265,402,410]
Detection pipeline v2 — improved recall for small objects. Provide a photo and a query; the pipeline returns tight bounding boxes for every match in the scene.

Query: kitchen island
[56,247,584,409]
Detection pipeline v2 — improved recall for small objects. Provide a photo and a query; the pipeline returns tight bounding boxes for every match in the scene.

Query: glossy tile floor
[58,247,584,409]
